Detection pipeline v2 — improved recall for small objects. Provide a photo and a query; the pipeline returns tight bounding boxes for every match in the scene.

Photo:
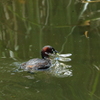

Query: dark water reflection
[0,0,100,100]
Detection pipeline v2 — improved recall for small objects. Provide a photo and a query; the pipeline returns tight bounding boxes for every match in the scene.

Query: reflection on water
[50,61,72,77]
[50,53,72,77]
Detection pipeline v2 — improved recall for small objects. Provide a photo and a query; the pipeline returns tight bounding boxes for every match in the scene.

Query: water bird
[20,45,58,72]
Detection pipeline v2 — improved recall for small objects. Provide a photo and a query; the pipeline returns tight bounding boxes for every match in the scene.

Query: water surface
[0,0,100,100]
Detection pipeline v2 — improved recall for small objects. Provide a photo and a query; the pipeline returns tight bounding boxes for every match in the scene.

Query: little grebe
[20,45,58,72]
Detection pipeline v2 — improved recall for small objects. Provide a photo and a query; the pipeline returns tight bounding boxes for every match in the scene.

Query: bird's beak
[55,50,59,55]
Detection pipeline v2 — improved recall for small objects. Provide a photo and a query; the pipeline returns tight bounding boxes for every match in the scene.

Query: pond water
[0,0,100,100]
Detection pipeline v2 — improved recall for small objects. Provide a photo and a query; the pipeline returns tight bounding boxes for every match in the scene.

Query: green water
[0,0,100,100]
